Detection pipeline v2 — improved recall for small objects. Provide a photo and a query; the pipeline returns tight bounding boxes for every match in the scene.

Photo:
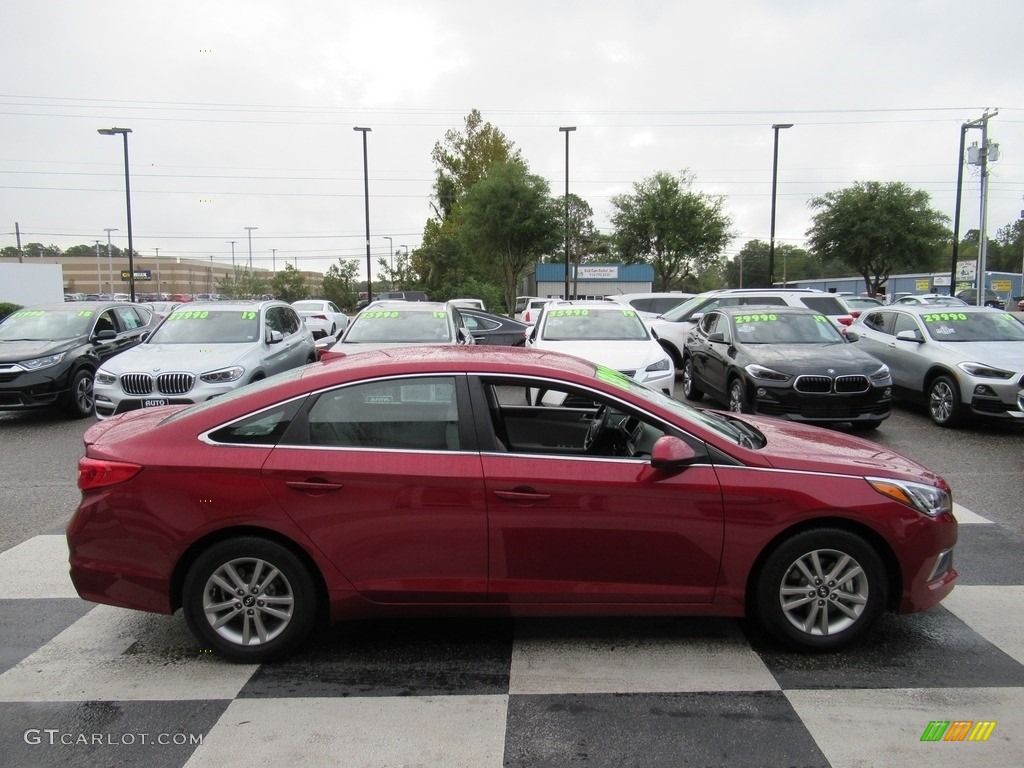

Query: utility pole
[15,222,23,263]
[963,109,999,305]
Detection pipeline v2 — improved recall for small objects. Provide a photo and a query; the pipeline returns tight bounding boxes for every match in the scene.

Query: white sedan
[292,300,349,338]
[526,300,675,397]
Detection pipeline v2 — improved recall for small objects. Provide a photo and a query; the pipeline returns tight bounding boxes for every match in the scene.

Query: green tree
[610,171,733,291]
[216,267,268,299]
[431,108,523,220]
[807,181,950,296]
[459,161,561,314]
[271,264,310,303]
[321,258,360,311]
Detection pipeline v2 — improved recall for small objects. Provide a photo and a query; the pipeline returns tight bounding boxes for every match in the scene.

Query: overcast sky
[1,0,1021,279]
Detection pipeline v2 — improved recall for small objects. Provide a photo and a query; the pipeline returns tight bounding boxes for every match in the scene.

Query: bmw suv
[649,289,854,370]
[93,300,315,419]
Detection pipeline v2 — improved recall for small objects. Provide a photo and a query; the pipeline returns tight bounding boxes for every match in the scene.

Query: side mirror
[266,328,284,345]
[844,330,859,342]
[895,329,923,343]
[650,435,697,469]
[708,332,725,343]
[94,329,117,342]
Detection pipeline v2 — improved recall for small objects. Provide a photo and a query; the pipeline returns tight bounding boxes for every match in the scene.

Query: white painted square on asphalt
[509,623,779,694]
[953,502,992,525]
[185,695,508,768]
[942,585,1024,667]
[0,604,257,701]
[0,534,78,598]
[786,687,1023,768]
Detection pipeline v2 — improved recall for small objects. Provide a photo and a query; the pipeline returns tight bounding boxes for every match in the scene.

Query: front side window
[308,376,461,450]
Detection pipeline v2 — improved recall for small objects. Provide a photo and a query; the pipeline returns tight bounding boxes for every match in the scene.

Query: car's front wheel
[681,358,703,401]
[65,368,95,418]
[728,378,749,413]
[927,374,962,428]
[755,528,886,650]
[182,537,318,663]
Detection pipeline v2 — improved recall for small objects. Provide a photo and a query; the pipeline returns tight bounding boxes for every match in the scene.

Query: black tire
[182,537,317,663]
[681,358,703,402]
[728,377,750,414]
[65,368,95,418]
[927,375,962,428]
[755,528,886,651]
[329,324,337,336]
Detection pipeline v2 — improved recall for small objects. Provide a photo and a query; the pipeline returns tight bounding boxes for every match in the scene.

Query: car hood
[741,343,885,373]
[99,343,257,373]
[734,413,945,485]
[0,337,82,363]
[535,339,668,371]
[926,340,1024,370]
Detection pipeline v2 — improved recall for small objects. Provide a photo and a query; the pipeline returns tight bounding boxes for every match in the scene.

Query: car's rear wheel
[755,528,886,650]
[927,374,961,428]
[182,537,317,663]
[681,358,703,401]
[65,368,95,418]
[728,377,749,413]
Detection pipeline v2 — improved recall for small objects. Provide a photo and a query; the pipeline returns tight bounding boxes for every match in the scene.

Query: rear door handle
[494,490,551,503]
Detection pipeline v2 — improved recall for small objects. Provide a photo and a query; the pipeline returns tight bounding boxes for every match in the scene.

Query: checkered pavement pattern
[1,503,1022,768]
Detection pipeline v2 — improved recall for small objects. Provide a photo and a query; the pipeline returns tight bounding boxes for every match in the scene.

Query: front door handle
[285,479,344,493]
[494,489,551,504]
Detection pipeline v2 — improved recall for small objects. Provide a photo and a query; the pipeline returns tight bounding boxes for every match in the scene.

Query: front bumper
[0,364,74,411]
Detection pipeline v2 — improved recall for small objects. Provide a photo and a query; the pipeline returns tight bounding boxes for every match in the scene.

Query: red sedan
[68,345,957,662]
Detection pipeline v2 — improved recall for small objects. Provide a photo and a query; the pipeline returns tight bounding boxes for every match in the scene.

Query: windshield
[921,311,1024,342]
[732,312,844,344]
[659,295,709,321]
[149,308,261,344]
[542,308,650,341]
[0,308,94,341]
[343,309,452,343]
[593,365,765,447]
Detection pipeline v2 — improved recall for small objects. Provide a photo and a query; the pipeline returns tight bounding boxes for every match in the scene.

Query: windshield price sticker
[595,364,632,390]
[361,311,402,319]
[734,313,778,324]
[12,310,46,318]
[549,309,590,317]
[922,313,968,323]
[168,310,212,320]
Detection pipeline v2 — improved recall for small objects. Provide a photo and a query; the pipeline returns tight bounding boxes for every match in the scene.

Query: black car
[459,308,530,346]
[955,288,1005,309]
[682,305,893,428]
[0,301,155,417]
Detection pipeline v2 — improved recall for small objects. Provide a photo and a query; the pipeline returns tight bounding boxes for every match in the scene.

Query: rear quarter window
[800,296,847,315]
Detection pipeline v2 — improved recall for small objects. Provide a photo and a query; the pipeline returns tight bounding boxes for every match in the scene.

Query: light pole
[154,247,161,297]
[244,226,257,272]
[769,123,793,287]
[94,240,102,294]
[97,127,136,301]
[559,126,576,299]
[383,236,393,287]
[271,248,276,274]
[228,240,237,292]
[354,126,372,300]
[104,228,117,296]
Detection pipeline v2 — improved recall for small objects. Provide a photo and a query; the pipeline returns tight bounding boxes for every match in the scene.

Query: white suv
[649,289,854,370]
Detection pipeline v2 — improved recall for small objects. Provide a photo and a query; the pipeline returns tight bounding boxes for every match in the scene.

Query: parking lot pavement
[1,505,1023,768]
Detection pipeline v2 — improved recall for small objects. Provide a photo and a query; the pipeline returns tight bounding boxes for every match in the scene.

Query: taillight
[313,313,329,320]
[837,316,853,326]
[77,457,142,490]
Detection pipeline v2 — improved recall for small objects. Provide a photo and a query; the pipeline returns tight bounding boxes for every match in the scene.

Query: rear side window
[800,296,847,315]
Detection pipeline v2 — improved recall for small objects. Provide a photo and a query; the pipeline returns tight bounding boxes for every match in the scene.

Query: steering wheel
[582,405,609,452]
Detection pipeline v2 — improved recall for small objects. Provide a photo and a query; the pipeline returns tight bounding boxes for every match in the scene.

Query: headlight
[20,352,66,371]
[745,364,791,382]
[869,364,891,382]
[200,366,245,384]
[645,358,672,373]
[95,369,117,385]
[957,361,1015,379]
[867,477,951,518]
